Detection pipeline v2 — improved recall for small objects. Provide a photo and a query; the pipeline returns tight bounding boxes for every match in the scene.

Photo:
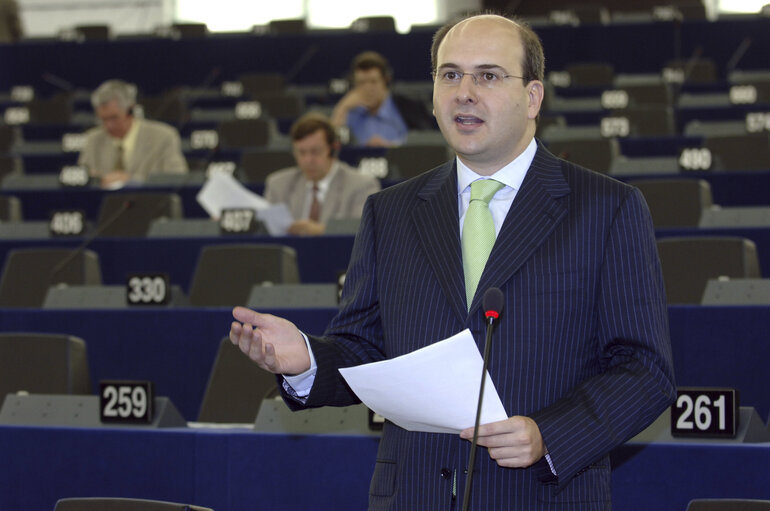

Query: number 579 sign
[671,388,739,438]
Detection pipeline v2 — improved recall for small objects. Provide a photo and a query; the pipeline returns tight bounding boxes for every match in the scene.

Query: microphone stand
[48,199,133,279]
[462,302,500,511]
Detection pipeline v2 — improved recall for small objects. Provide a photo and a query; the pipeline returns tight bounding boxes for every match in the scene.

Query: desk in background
[0,306,768,423]
[0,227,767,296]
[0,234,356,290]
[0,423,768,511]
[0,307,337,421]
[3,168,770,222]
[1,18,768,91]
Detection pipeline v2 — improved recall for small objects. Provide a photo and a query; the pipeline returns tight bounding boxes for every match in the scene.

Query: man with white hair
[78,79,188,189]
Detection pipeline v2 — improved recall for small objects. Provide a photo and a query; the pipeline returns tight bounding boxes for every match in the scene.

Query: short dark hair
[290,112,337,147]
[430,13,545,84]
[351,50,392,84]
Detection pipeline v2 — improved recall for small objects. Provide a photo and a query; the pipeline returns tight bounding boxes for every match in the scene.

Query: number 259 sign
[100,381,154,424]
[671,387,738,438]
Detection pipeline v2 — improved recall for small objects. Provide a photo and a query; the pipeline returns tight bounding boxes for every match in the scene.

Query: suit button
[440,468,451,479]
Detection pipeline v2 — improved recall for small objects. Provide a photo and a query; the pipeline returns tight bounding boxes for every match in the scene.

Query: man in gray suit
[230,14,674,510]
[264,112,380,235]
[78,79,188,189]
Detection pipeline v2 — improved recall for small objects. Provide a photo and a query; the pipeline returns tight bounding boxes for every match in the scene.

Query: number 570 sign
[671,388,739,438]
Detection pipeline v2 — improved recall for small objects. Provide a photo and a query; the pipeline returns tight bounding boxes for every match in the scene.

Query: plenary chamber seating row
[630,177,770,229]
[0,234,763,310]
[0,327,277,425]
[2,303,770,511]
[0,243,340,309]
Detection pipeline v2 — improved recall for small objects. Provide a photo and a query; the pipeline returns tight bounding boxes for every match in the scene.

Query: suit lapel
[470,145,571,313]
[127,123,146,176]
[98,131,116,172]
[321,165,345,222]
[287,169,308,220]
[412,161,468,322]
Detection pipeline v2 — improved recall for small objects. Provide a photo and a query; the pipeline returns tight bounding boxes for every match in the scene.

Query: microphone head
[483,287,504,320]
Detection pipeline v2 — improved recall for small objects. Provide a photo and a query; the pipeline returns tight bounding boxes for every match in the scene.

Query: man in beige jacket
[79,79,188,189]
[264,113,380,235]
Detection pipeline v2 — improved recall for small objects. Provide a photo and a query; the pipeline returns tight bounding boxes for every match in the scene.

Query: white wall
[17,0,761,39]
[16,0,474,37]
[19,0,175,37]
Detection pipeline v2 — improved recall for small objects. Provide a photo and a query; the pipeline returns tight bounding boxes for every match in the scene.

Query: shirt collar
[456,137,537,195]
[369,93,397,119]
[306,160,340,193]
[113,117,141,147]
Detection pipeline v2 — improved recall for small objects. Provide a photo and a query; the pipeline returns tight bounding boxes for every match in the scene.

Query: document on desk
[196,170,270,216]
[196,171,294,235]
[338,329,508,434]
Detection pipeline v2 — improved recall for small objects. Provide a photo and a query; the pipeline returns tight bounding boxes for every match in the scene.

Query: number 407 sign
[671,387,739,438]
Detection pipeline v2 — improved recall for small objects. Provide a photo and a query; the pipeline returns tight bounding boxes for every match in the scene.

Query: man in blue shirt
[331,51,431,147]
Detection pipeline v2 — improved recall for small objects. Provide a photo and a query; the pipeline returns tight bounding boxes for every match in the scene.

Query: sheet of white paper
[257,204,293,236]
[339,329,508,434]
[196,171,271,218]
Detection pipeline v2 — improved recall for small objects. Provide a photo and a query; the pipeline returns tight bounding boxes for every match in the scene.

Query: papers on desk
[196,171,293,235]
[339,329,508,434]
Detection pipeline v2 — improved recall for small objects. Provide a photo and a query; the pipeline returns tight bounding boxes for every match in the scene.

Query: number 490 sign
[671,387,739,438]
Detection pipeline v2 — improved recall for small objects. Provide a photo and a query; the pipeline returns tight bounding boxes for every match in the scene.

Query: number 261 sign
[671,387,739,438]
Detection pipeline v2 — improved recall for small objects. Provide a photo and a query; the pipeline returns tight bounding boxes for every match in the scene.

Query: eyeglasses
[432,69,525,89]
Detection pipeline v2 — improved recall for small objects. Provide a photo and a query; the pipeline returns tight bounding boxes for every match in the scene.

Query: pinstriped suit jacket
[290,142,675,510]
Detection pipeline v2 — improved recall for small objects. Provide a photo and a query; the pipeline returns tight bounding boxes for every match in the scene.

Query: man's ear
[527,80,545,120]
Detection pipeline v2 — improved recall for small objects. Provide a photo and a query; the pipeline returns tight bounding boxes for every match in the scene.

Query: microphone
[725,37,752,74]
[284,44,320,84]
[483,287,504,323]
[48,199,134,280]
[40,72,74,93]
[462,287,504,511]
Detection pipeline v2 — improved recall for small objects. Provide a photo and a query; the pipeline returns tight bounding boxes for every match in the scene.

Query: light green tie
[462,179,504,308]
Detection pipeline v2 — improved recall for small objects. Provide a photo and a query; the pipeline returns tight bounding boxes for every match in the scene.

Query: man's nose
[455,74,479,103]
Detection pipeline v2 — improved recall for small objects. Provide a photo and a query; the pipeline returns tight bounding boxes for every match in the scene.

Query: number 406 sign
[671,387,739,438]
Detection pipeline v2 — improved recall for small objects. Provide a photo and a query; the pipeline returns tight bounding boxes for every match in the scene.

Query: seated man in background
[79,79,188,189]
[331,51,433,147]
[264,113,380,236]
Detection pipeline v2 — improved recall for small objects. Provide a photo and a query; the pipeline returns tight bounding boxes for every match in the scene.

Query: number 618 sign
[670,387,739,438]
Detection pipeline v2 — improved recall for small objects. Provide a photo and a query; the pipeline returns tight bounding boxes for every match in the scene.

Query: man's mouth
[455,115,483,126]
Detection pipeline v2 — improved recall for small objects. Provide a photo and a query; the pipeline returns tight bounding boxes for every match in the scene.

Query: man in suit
[331,51,433,147]
[79,79,188,189]
[230,14,675,510]
[264,112,380,236]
